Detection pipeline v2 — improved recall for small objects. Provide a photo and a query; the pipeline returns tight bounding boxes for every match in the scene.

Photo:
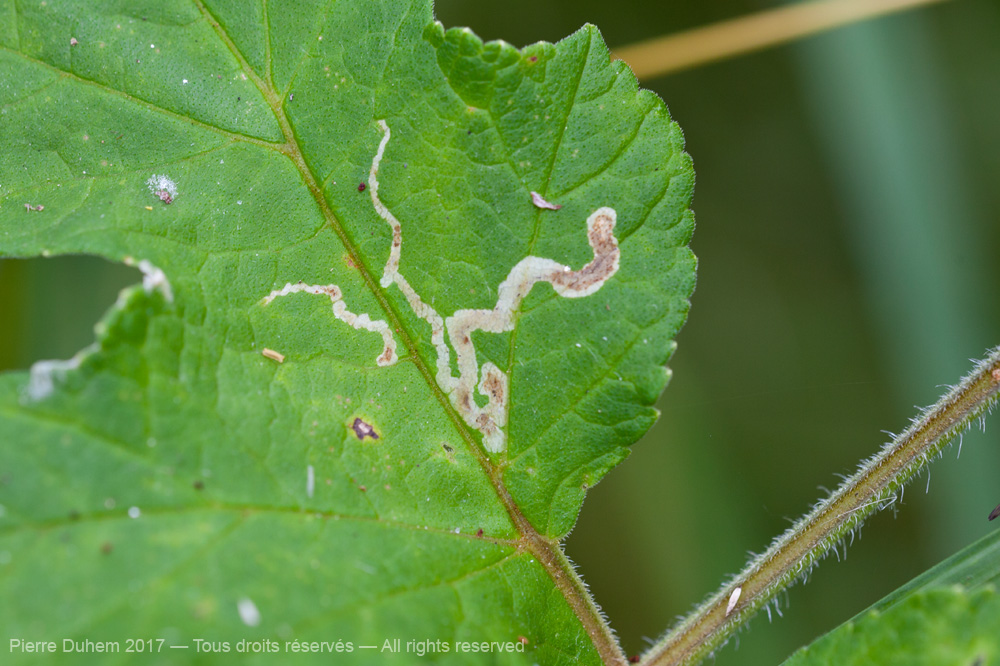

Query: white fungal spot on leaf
[261,282,397,367]
[146,174,177,204]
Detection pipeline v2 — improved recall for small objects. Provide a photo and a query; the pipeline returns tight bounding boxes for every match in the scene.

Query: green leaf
[782,587,1000,666]
[859,524,1000,617]
[783,529,1000,666]
[0,0,695,663]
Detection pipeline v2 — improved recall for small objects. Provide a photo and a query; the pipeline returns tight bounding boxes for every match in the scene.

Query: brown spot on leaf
[193,480,205,491]
[482,369,505,404]
[351,417,379,440]
[100,542,113,555]
[442,443,454,453]
[990,502,1000,521]
[378,346,394,365]
[476,528,484,537]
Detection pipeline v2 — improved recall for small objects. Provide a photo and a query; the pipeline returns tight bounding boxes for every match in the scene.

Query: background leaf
[783,529,1000,665]
[0,0,694,663]
[782,586,1000,666]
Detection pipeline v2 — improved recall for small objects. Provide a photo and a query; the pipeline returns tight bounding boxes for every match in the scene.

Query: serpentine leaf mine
[264,119,622,453]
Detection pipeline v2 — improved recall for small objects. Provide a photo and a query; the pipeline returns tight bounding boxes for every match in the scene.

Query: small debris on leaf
[990,502,1000,521]
[530,191,561,210]
[24,203,44,212]
[262,348,285,363]
[357,182,366,192]
[236,597,261,627]
[70,37,79,46]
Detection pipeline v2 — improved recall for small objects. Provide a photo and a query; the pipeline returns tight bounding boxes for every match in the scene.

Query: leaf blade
[0,0,695,661]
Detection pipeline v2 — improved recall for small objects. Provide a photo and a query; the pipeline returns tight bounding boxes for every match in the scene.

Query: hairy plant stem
[642,347,1000,666]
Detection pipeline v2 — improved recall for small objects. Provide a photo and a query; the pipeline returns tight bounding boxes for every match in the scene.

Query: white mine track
[263,119,622,453]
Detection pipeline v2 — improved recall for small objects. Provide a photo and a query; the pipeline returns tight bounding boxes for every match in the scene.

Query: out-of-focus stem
[612,0,951,80]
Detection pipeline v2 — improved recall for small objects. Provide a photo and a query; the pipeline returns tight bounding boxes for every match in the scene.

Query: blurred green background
[2,1,999,664]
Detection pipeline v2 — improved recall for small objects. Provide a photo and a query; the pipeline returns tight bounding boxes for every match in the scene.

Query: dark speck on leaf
[989,502,1000,521]
[101,542,113,555]
[528,55,538,63]
[357,183,366,192]
[476,528,484,537]
[442,443,453,453]
[351,417,378,440]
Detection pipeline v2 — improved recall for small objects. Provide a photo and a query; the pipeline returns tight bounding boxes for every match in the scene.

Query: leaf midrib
[188,7,627,663]
[189,0,517,524]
